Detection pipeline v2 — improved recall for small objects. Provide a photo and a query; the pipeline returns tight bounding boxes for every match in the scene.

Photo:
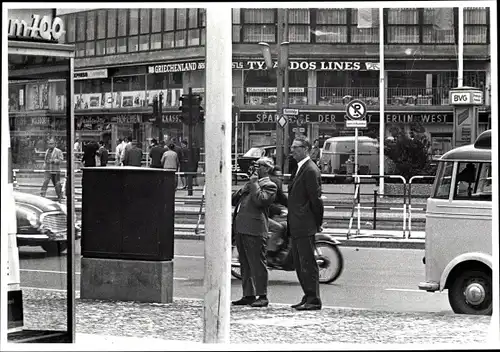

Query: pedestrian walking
[231,156,277,308]
[161,143,180,189]
[97,141,109,166]
[287,135,324,311]
[81,140,99,167]
[120,136,132,165]
[149,138,165,169]
[115,138,125,165]
[178,140,189,189]
[310,138,321,166]
[122,141,143,166]
[40,138,64,202]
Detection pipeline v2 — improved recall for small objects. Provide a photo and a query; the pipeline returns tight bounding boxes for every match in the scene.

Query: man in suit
[232,157,277,308]
[122,141,143,166]
[287,135,324,311]
[40,138,64,202]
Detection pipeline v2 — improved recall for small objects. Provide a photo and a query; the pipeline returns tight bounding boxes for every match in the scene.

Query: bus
[418,130,492,315]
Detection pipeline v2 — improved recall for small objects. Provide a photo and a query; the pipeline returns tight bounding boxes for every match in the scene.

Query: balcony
[232,87,490,108]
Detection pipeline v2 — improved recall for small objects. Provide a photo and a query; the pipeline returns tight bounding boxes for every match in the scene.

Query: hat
[256,157,274,168]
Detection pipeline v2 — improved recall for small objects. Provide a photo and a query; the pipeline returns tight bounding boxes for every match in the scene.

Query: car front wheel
[41,242,67,256]
[448,269,492,315]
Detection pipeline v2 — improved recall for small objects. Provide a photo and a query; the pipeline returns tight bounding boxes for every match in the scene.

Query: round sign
[346,99,367,120]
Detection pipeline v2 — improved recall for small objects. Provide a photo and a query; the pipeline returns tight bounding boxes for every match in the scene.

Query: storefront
[7,9,76,343]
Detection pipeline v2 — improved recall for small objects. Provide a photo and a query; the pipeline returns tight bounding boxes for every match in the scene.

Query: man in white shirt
[115,138,126,165]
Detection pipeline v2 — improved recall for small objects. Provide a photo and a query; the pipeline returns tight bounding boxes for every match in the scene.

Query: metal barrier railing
[408,175,435,239]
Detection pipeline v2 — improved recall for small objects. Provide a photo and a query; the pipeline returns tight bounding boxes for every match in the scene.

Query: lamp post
[258,8,290,171]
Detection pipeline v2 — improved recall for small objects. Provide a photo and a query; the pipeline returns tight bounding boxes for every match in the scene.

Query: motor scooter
[231,210,344,284]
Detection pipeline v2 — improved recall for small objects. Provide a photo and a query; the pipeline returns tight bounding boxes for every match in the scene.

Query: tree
[384,123,435,182]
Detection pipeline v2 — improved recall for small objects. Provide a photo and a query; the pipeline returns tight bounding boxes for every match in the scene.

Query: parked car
[237,145,276,175]
[13,191,81,255]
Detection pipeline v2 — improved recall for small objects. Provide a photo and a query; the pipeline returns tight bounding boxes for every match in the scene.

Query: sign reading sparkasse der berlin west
[8,14,65,41]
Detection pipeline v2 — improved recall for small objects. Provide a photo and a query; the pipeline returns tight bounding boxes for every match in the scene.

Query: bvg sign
[8,15,65,41]
[449,89,483,106]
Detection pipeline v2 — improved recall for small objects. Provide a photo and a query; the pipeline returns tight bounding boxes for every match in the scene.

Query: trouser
[291,235,321,304]
[40,171,62,199]
[235,232,268,297]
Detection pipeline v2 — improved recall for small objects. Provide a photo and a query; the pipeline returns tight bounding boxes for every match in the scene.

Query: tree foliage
[384,124,436,181]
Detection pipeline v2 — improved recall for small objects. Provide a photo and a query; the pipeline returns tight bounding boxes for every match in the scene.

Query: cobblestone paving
[21,290,490,345]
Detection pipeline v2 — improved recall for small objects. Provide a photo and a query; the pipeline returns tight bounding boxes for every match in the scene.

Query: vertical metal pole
[458,6,464,88]
[283,9,290,174]
[378,7,385,196]
[373,190,377,230]
[276,8,285,171]
[187,88,194,196]
[354,127,358,178]
[66,57,76,342]
[158,92,163,143]
[204,7,232,343]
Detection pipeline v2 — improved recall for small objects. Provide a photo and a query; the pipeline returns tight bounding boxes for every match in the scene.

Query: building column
[307,70,317,105]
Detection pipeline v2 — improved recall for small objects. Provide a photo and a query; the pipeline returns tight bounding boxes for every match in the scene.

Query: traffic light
[152,96,158,117]
[179,93,204,125]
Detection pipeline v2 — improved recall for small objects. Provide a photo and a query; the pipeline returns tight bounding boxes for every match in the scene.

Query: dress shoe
[250,298,269,308]
[291,298,307,309]
[295,303,322,311]
[231,296,256,306]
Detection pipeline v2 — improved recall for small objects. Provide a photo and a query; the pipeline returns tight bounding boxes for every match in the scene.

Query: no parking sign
[345,100,367,128]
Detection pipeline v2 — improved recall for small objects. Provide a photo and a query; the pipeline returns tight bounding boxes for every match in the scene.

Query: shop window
[106,39,116,54]
[151,33,162,49]
[139,35,149,51]
[97,10,107,39]
[76,12,86,41]
[175,30,187,47]
[188,8,198,28]
[464,7,489,44]
[96,40,106,55]
[387,8,420,43]
[66,14,76,43]
[242,9,276,43]
[81,78,112,94]
[85,42,95,56]
[177,8,187,29]
[315,9,348,43]
[129,8,139,36]
[128,36,139,52]
[152,9,162,32]
[163,32,174,48]
[350,8,379,43]
[117,9,128,36]
[107,9,117,37]
[147,73,167,90]
[140,8,151,34]
[87,11,96,41]
[188,29,200,46]
[288,9,310,43]
[117,37,127,53]
[164,8,175,31]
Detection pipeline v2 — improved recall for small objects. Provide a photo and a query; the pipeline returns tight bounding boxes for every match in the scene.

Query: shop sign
[246,87,305,93]
[148,61,205,74]
[31,116,50,125]
[74,69,108,80]
[114,114,142,124]
[161,113,183,123]
[8,15,65,41]
[384,113,452,124]
[79,116,108,125]
[233,60,379,71]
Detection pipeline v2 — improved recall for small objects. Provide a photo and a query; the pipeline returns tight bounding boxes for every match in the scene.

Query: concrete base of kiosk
[80,257,173,303]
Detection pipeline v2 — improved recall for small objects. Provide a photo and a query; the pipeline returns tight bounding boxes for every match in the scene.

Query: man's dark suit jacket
[123,147,143,166]
[287,159,324,238]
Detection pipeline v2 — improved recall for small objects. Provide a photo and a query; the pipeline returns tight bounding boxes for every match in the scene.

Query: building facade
[8,7,491,168]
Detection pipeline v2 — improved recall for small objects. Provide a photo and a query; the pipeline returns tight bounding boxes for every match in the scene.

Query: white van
[418,130,492,315]
[320,136,379,176]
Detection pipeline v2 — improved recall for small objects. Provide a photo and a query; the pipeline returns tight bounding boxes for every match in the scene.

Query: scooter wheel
[315,242,344,284]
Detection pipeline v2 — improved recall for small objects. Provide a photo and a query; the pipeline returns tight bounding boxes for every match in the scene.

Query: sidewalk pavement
[12,289,492,348]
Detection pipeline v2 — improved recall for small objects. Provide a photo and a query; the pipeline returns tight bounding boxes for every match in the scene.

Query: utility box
[80,166,176,303]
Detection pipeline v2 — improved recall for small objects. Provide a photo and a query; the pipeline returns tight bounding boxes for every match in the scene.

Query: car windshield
[243,147,265,158]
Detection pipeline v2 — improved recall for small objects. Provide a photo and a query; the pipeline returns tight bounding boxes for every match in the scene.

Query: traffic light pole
[187,87,194,196]
[275,8,285,172]
[283,9,290,174]
[158,92,163,143]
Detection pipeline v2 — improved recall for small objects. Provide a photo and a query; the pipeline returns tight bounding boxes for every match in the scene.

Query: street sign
[283,108,299,115]
[277,114,288,128]
[346,99,367,120]
[346,120,367,128]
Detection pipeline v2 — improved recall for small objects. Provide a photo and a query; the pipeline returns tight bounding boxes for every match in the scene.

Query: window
[163,32,174,48]
[188,29,200,46]
[76,43,85,57]
[464,7,489,44]
[177,9,187,29]
[164,9,175,31]
[106,39,116,54]
[76,12,86,41]
[117,37,127,53]
[188,8,198,28]
[139,35,149,51]
[87,11,96,41]
[128,36,139,52]
[288,9,310,43]
[107,9,117,37]
[97,10,107,39]
[315,9,347,43]
[433,161,454,199]
[201,28,206,45]
[117,9,128,36]
[350,8,379,43]
[422,8,455,44]
[96,40,106,55]
[85,42,95,56]
[140,8,150,34]
[232,8,241,42]
[129,9,139,35]
[151,33,162,49]
[175,30,186,47]
[454,162,491,201]
[66,14,76,42]
[387,8,419,43]
[242,9,276,43]
[152,9,162,32]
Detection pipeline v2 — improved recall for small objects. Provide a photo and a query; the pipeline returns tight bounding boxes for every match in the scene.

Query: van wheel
[448,270,492,315]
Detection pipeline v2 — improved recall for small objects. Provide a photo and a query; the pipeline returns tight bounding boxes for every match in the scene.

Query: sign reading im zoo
[345,99,367,128]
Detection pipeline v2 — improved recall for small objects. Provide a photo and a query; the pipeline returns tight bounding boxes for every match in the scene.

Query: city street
[18,239,451,314]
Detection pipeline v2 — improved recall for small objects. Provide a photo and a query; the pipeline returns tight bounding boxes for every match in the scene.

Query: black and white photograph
[1,1,498,350]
